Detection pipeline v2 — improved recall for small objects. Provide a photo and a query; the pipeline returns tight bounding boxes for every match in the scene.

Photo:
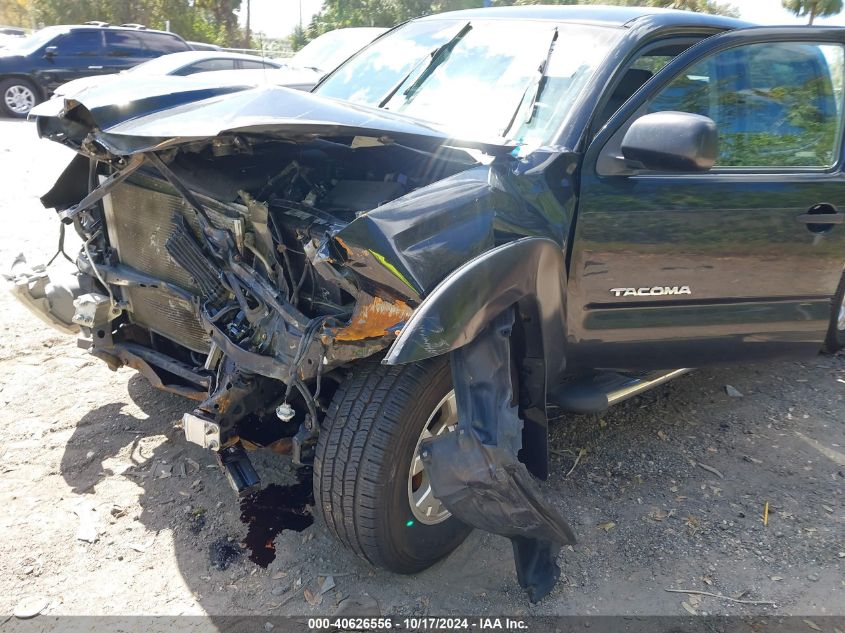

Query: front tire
[314,358,471,574]
[0,78,40,118]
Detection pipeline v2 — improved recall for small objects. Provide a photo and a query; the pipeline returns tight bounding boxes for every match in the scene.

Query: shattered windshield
[316,19,621,146]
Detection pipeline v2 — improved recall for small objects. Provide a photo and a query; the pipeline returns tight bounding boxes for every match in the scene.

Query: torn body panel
[421,310,575,603]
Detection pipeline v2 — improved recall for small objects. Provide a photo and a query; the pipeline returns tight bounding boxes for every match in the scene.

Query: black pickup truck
[12,6,845,601]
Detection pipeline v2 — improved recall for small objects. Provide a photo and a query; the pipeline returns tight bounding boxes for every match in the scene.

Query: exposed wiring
[82,230,117,313]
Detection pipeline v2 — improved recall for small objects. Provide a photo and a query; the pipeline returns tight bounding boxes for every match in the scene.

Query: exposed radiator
[102,173,244,353]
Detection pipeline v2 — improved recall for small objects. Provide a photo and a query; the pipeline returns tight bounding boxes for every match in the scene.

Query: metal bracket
[183,413,221,451]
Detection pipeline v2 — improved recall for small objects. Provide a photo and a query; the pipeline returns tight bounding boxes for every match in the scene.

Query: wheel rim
[4,84,35,115]
[408,390,458,525]
[838,293,845,331]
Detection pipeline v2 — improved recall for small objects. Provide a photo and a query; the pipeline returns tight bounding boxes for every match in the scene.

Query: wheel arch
[0,74,47,101]
[384,236,569,480]
[384,236,567,371]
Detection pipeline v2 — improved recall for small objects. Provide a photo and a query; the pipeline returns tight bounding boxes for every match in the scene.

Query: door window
[648,42,845,168]
[175,58,237,75]
[55,31,103,57]
[239,59,277,69]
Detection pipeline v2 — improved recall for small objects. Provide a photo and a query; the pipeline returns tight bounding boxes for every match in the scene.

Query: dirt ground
[0,118,843,620]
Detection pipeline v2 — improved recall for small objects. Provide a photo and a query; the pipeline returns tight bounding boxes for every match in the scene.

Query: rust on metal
[333,296,413,342]
[333,236,353,258]
[116,353,206,401]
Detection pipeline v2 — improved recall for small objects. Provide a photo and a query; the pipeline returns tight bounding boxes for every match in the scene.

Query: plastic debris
[73,500,99,543]
[14,596,48,619]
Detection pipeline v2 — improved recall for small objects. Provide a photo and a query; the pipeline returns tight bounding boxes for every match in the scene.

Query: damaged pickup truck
[13,5,845,601]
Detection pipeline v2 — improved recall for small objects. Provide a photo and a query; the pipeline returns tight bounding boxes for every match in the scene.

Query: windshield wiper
[378,49,434,108]
[502,27,558,140]
[379,21,472,109]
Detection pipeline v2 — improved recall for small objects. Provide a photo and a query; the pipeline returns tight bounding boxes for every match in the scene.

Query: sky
[242,0,324,39]
[242,0,845,39]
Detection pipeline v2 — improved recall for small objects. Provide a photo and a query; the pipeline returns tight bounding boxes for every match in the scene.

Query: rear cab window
[239,59,278,70]
[175,58,237,75]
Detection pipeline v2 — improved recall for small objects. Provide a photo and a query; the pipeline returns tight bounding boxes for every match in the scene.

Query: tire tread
[314,359,456,570]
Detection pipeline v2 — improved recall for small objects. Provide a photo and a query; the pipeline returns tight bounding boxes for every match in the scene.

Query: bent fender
[420,310,575,603]
[384,236,567,378]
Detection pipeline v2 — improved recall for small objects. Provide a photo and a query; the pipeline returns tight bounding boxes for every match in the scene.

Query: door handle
[796,213,845,224]
[87,65,103,69]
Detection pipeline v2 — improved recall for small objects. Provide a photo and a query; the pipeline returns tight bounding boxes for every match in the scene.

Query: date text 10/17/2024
[307,617,529,630]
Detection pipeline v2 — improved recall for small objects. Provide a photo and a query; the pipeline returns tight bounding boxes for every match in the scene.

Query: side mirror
[621,111,718,172]
[43,45,57,59]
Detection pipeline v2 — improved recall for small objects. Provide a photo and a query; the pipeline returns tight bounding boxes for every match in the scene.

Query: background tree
[9,0,249,47]
[303,0,737,41]
[289,23,308,51]
[0,0,32,27]
[782,0,844,24]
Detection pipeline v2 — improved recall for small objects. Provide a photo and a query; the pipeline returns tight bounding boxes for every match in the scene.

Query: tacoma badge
[610,286,692,297]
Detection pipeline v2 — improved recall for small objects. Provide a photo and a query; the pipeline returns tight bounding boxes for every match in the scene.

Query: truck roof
[59,24,186,38]
[417,5,751,30]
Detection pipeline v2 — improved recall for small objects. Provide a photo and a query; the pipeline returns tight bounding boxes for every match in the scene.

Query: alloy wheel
[4,84,35,115]
[407,390,458,525]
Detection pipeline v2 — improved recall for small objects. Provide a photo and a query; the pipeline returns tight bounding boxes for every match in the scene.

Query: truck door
[568,27,845,370]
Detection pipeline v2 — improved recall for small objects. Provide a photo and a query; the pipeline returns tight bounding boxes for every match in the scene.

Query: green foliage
[0,0,31,27]
[300,0,738,43]
[515,0,738,15]
[782,0,843,24]
[13,0,247,47]
[289,23,308,51]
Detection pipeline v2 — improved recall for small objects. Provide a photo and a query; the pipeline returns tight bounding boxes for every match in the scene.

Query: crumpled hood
[31,76,514,156]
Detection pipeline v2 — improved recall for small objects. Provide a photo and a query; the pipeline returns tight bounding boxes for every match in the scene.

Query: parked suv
[0,23,190,117]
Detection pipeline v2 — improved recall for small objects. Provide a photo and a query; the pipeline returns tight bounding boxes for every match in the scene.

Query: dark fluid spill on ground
[239,468,314,567]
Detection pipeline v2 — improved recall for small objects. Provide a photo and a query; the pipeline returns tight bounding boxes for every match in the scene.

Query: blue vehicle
[0,23,190,117]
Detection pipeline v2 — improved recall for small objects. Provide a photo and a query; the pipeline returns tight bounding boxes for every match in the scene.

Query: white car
[192,27,388,92]
[53,50,282,98]
[0,27,26,50]
[288,27,388,77]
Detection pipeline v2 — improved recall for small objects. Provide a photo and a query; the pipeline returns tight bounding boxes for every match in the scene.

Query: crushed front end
[26,96,491,491]
[15,83,578,601]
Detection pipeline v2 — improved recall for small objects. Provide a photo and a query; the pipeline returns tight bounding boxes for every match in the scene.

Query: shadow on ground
[54,356,845,617]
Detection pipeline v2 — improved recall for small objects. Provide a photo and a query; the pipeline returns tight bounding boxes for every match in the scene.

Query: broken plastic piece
[219,443,260,497]
[4,254,82,334]
[421,310,575,603]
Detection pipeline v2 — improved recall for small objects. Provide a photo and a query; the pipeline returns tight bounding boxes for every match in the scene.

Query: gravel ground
[0,118,843,619]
